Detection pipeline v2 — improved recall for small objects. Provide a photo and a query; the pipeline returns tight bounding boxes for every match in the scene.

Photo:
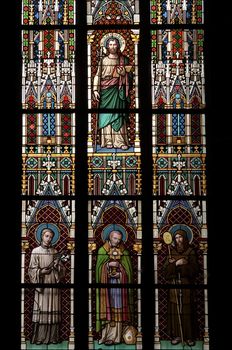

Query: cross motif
[44,51,53,75]
[173,51,182,76]
[173,153,185,182]
[42,150,55,182]
[107,153,121,182]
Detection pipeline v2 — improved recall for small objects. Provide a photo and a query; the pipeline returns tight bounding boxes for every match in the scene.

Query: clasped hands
[169,257,188,266]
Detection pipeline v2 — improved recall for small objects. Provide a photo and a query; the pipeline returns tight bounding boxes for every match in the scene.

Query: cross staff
[93,45,104,152]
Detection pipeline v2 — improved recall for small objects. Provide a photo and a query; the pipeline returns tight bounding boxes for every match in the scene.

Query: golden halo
[100,32,126,53]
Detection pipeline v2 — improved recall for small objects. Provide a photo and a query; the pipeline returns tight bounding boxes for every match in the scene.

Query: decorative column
[186,114,191,152]
[87,33,94,152]
[167,114,172,152]
[183,0,187,24]
[133,242,142,349]
[38,0,43,24]
[131,31,140,153]
[22,53,26,107]
[157,30,162,62]
[37,114,43,151]
[21,287,26,350]
[21,240,29,350]
[134,0,140,24]
[167,0,171,23]
[22,155,27,195]
[88,242,96,349]
[55,31,61,109]
[199,242,209,349]
[201,52,206,107]
[153,228,162,348]
[54,0,59,24]
[29,30,34,60]
[201,114,206,153]
[64,30,68,60]
[37,50,42,108]
[166,56,171,107]
[67,241,75,349]
[68,288,75,349]
[184,30,190,108]
[132,31,139,109]
[22,114,26,154]
[71,51,76,108]
[63,0,68,25]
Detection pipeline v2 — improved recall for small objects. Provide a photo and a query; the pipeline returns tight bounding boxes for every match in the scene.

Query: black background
[2,1,231,348]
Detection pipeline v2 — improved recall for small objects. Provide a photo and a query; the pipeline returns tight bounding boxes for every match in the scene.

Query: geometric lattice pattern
[24,289,71,341]
[191,114,201,144]
[157,289,205,341]
[87,0,140,25]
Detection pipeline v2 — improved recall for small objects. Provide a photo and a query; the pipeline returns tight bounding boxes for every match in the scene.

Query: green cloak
[95,242,133,333]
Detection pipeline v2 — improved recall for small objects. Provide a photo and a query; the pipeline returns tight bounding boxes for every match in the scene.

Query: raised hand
[116,66,126,76]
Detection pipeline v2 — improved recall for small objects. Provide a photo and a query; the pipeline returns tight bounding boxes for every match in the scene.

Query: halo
[101,224,128,242]
[100,32,126,52]
[35,223,60,245]
[169,224,193,244]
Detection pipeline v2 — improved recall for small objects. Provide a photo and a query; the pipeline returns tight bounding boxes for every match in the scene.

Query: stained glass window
[17,1,212,349]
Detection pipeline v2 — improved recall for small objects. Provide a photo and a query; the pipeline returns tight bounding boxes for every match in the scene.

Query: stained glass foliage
[153,199,208,347]
[21,199,75,348]
[22,113,75,196]
[22,30,76,110]
[150,0,204,24]
[151,30,205,109]
[88,200,142,347]
[87,0,140,25]
[22,0,76,25]
[152,114,206,196]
